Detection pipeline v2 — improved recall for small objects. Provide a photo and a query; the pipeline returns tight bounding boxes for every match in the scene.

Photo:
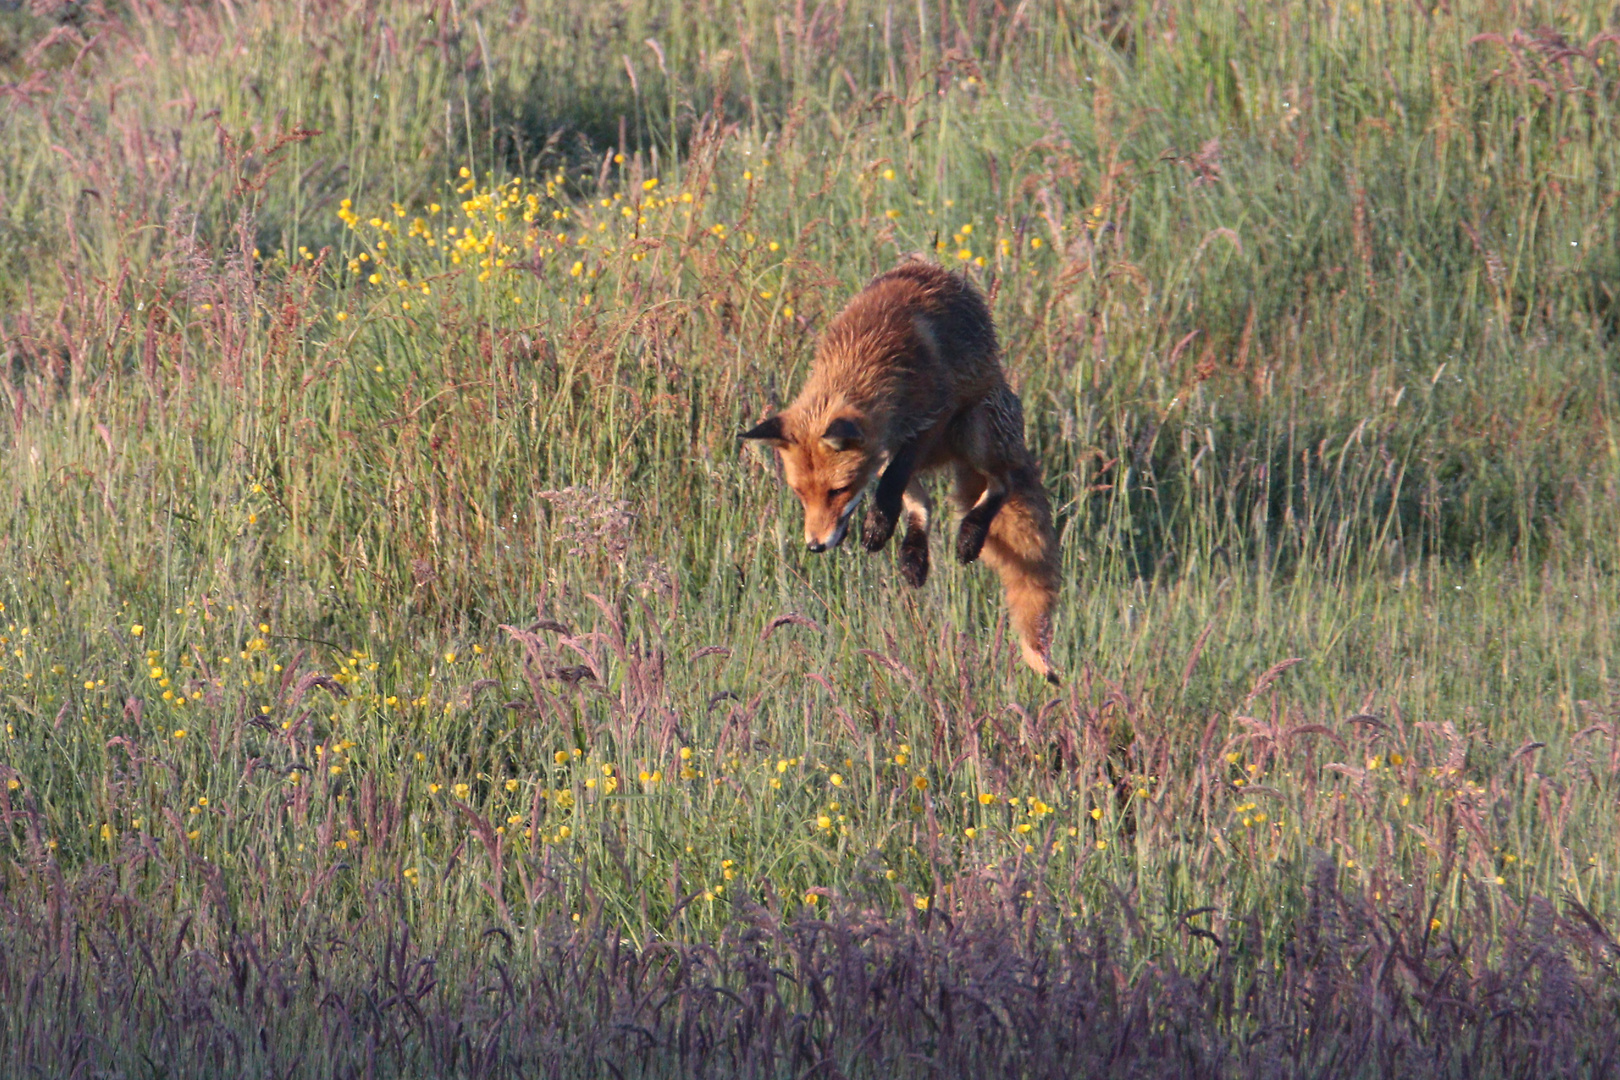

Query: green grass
[1,0,1618,1074]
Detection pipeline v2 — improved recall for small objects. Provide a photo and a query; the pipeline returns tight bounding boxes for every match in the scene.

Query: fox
[740,260,1062,683]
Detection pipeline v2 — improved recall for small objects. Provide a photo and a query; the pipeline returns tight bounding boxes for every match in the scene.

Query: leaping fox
[741,260,1061,683]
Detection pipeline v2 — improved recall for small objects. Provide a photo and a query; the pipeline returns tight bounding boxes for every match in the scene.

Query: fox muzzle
[805,492,863,553]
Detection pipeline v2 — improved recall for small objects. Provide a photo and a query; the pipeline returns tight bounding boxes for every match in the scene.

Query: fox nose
[806,540,827,554]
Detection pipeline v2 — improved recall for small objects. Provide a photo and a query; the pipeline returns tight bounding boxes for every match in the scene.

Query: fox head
[740,412,875,552]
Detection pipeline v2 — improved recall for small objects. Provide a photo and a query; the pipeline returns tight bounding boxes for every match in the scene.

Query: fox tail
[977,473,1061,684]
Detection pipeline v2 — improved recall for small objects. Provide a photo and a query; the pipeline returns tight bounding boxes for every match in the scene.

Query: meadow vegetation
[1,0,1618,1074]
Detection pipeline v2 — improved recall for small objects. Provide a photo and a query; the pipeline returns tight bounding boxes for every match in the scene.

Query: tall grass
[1,0,1618,1073]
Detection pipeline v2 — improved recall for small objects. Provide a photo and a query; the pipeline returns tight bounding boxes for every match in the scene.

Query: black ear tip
[1045,670,1061,687]
[740,416,786,442]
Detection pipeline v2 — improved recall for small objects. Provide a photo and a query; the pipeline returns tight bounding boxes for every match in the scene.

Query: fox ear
[820,417,864,452]
[739,415,787,445]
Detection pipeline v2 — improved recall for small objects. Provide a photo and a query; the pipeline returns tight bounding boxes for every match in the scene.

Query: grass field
[2,0,1619,1074]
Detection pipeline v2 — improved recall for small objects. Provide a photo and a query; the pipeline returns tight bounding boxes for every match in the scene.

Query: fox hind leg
[898,477,931,587]
[956,474,1009,565]
[950,397,1061,682]
[944,400,1013,565]
[977,478,1061,684]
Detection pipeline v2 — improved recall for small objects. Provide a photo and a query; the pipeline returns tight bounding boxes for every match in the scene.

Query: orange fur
[742,260,1061,682]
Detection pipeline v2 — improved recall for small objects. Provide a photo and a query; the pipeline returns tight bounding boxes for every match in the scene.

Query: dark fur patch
[956,489,1008,564]
[956,515,990,563]
[740,416,785,443]
[862,504,898,551]
[821,417,864,451]
[899,527,929,587]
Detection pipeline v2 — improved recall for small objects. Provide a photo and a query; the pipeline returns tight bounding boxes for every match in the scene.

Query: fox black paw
[899,530,930,588]
[956,518,990,564]
[862,506,897,551]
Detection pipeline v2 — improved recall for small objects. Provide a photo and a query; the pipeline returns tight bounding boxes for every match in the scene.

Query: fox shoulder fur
[741,260,1062,683]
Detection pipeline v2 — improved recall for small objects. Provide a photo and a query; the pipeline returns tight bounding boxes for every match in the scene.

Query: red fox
[741,260,1061,683]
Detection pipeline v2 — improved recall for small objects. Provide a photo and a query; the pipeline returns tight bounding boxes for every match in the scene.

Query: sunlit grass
[1,0,1618,1073]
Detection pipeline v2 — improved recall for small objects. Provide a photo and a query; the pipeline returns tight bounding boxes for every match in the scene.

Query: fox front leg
[898,477,931,588]
[861,440,920,553]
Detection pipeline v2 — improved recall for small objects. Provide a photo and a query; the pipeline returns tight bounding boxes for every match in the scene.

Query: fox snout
[805,491,862,553]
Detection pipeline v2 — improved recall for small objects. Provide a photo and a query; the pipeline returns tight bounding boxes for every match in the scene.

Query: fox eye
[828,484,855,498]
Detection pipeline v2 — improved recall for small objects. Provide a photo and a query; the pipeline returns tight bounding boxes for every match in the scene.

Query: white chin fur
[814,493,863,551]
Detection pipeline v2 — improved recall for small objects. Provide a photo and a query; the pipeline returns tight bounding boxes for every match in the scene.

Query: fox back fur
[741,260,1062,683]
